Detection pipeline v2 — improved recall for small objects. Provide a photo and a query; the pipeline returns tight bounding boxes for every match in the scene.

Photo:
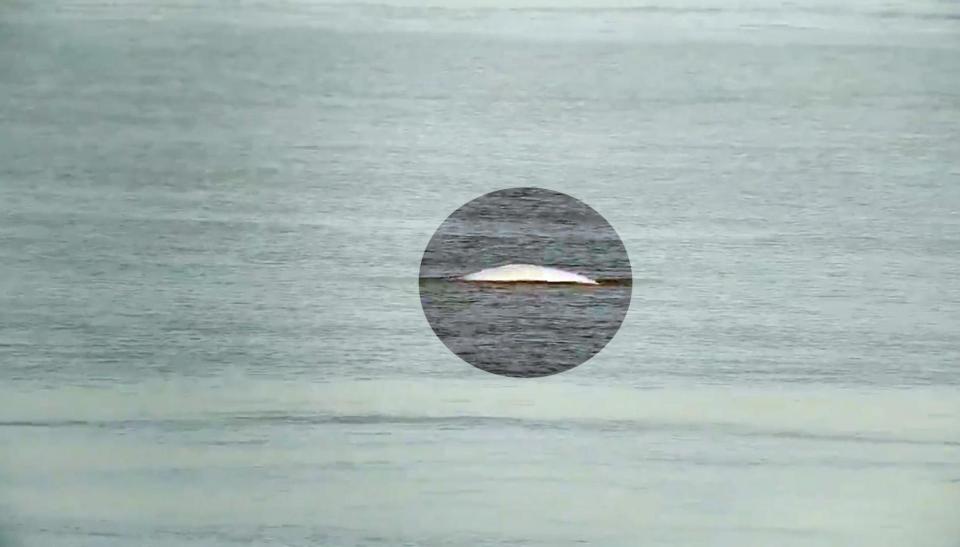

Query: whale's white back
[461,264,598,284]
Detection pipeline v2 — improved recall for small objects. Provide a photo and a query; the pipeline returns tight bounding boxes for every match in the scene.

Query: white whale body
[461,264,598,285]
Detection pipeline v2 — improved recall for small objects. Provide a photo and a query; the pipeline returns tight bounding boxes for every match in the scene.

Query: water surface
[1,0,959,545]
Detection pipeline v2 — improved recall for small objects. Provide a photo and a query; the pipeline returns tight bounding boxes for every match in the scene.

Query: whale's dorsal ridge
[461,264,598,285]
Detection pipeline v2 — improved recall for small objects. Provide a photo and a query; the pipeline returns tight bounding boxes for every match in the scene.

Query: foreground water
[1,0,959,545]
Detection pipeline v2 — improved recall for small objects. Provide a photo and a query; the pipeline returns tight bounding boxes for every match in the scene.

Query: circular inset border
[419,187,632,378]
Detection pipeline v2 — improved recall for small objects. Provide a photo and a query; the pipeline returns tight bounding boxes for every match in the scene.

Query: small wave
[4,414,955,448]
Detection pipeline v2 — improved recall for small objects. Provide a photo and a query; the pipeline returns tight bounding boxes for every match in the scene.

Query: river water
[1,0,959,545]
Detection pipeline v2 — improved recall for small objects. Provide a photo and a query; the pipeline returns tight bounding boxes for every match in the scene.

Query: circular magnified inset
[419,187,632,378]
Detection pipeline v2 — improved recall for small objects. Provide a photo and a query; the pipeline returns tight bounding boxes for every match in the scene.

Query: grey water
[420,278,632,376]
[418,187,632,281]
[419,187,632,377]
[1,0,960,545]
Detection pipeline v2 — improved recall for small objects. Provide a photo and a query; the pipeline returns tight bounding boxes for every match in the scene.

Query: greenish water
[1,0,959,545]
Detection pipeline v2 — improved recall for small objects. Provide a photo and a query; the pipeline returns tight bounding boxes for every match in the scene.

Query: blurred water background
[1,0,959,545]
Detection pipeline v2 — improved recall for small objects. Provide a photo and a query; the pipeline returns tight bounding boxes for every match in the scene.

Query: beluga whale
[460,264,599,285]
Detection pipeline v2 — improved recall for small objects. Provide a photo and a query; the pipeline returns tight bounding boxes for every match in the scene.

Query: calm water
[419,187,632,377]
[1,0,959,545]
